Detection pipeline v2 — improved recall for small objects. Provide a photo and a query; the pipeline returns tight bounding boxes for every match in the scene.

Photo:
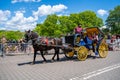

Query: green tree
[69,11,103,28]
[78,10,103,27]
[34,10,103,37]
[43,14,58,37]
[6,31,23,40]
[69,13,80,25]
[59,16,75,34]
[34,24,45,36]
[106,5,120,34]
[0,30,23,41]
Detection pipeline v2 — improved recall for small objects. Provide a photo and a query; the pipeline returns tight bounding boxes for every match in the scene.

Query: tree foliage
[106,5,120,34]
[0,30,24,41]
[34,10,104,37]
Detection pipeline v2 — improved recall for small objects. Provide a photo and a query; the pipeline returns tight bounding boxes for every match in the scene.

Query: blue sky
[0,0,120,31]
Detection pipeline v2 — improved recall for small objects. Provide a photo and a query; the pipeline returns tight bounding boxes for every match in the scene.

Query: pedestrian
[1,36,7,57]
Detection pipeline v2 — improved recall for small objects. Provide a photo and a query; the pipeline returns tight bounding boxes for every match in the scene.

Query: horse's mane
[31,31,39,39]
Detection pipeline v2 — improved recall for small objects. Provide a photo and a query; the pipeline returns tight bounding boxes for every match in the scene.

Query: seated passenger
[88,34,93,40]
[93,33,99,43]
[92,33,99,58]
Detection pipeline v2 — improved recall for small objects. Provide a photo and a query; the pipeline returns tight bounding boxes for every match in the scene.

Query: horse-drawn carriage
[63,27,108,61]
[24,27,108,64]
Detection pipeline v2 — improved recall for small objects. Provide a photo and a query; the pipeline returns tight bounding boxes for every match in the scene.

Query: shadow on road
[17,55,100,66]
[18,60,54,66]
[17,56,77,66]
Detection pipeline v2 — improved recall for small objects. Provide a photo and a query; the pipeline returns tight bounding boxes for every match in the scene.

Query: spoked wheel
[64,50,74,59]
[77,46,88,61]
[98,42,108,58]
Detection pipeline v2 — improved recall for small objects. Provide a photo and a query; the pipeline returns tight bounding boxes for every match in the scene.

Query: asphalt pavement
[0,51,120,80]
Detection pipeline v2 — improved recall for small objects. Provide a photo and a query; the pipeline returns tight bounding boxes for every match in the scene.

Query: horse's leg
[41,51,47,62]
[52,49,56,61]
[56,48,60,61]
[32,50,37,64]
[52,53,56,61]
[52,48,59,61]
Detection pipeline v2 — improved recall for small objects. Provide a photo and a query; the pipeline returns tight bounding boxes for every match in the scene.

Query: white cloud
[97,9,108,16]
[6,11,38,31]
[0,10,11,21]
[0,4,68,31]
[11,0,41,3]
[0,10,38,31]
[33,4,67,17]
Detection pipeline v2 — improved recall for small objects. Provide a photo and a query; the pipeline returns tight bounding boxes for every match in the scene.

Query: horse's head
[24,30,39,43]
[24,30,32,42]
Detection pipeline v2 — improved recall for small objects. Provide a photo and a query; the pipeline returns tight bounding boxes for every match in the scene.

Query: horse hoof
[93,56,96,59]
[57,59,60,61]
[51,59,54,62]
[31,62,35,65]
[51,58,55,61]
[42,61,47,64]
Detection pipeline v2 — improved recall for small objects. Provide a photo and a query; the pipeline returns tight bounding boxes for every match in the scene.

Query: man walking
[1,36,7,57]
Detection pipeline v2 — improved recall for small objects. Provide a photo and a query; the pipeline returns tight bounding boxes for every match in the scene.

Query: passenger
[93,33,99,43]
[74,24,83,34]
[85,34,94,55]
[88,34,93,40]
[92,33,99,59]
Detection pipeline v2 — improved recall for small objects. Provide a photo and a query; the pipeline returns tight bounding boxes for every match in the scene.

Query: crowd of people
[106,34,120,51]
[0,36,33,57]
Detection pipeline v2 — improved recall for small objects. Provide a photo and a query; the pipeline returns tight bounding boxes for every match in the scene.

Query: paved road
[0,51,120,80]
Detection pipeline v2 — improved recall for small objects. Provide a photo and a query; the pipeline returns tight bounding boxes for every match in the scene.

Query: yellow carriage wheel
[65,50,74,59]
[77,46,88,61]
[98,42,108,58]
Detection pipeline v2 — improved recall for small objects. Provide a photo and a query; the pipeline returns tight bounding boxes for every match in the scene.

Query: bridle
[25,31,39,43]
[24,31,32,42]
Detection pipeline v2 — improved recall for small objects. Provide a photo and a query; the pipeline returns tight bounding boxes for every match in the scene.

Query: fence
[1,39,119,56]
[0,43,34,56]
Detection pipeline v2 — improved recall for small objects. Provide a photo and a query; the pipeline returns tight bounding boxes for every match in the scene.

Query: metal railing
[0,43,34,56]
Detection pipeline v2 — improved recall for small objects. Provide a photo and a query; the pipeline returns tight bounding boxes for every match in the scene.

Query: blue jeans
[93,44,99,55]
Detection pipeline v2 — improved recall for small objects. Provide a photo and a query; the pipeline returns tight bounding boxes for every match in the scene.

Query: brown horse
[24,30,62,64]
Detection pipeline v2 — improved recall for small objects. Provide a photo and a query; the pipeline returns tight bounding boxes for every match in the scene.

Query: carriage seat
[74,34,86,46]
